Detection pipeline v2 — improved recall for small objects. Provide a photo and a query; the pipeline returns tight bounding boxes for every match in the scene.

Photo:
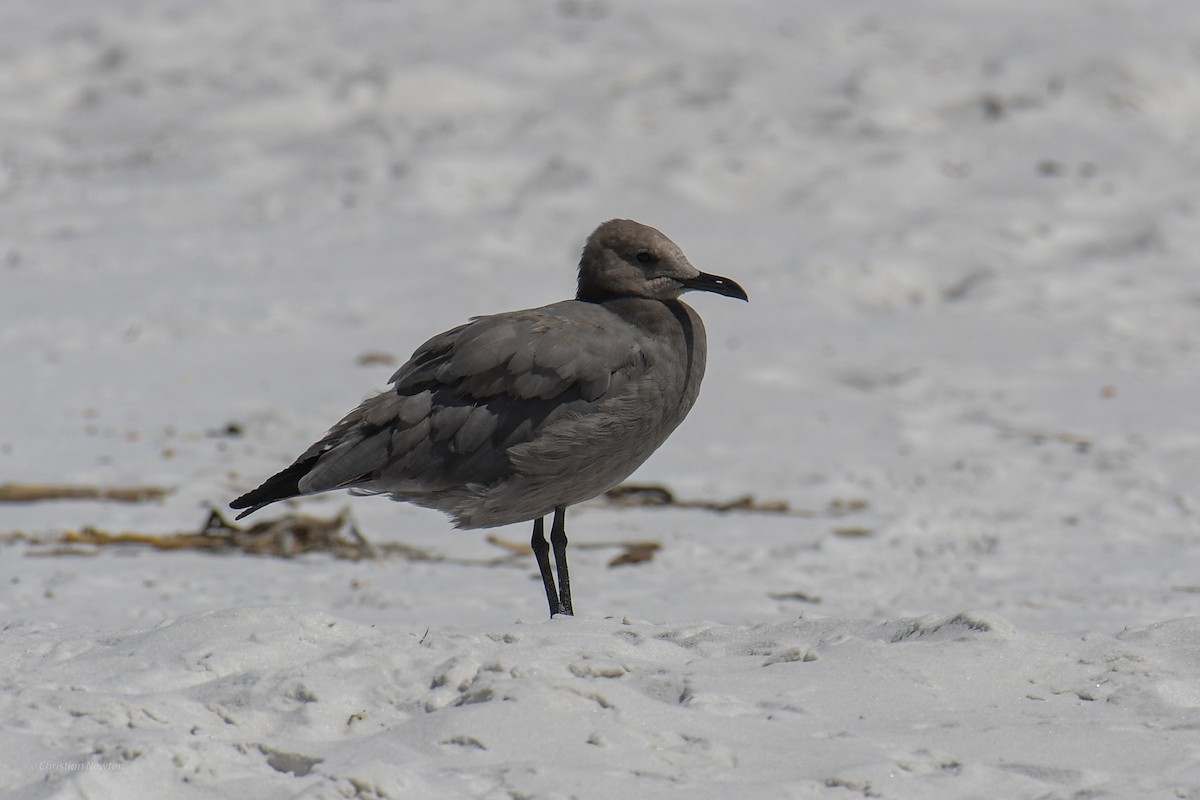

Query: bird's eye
[635,250,656,264]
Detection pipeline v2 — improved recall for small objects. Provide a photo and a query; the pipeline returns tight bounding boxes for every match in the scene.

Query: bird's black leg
[531,516,564,617]
[550,506,574,616]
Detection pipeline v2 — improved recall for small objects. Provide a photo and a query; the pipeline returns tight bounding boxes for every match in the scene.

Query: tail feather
[229,456,320,519]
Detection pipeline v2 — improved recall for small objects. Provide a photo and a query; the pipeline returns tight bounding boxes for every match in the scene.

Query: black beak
[679,271,749,301]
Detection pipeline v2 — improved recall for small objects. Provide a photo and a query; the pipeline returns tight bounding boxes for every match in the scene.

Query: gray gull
[230,219,747,616]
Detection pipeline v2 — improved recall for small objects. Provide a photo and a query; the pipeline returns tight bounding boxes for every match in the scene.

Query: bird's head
[576,219,748,303]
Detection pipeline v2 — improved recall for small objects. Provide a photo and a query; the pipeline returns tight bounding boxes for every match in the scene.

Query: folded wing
[230,303,646,518]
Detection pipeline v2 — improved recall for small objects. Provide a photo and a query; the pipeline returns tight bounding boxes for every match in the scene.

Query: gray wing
[391,307,638,402]
[240,303,648,510]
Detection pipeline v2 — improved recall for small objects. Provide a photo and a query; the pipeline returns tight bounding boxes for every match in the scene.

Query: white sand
[3,1,1200,797]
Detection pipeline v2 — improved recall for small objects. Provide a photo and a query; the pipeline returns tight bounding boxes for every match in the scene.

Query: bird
[230,219,747,617]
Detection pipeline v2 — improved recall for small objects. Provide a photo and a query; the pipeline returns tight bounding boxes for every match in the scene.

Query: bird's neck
[575,286,628,303]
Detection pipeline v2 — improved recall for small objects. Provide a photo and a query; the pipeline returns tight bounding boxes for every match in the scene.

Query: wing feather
[392,305,642,405]
[235,301,649,514]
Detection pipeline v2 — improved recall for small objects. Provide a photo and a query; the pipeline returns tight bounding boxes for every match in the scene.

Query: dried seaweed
[7,482,867,567]
[768,590,822,604]
[0,483,172,504]
[13,509,440,561]
[601,484,868,518]
[605,542,661,567]
[55,509,381,560]
[483,534,663,568]
[832,526,874,538]
[11,509,667,567]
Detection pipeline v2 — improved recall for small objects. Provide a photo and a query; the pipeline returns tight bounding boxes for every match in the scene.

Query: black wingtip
[229,493,270,520]
[230,501,261,521]
[229,457,319,520]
